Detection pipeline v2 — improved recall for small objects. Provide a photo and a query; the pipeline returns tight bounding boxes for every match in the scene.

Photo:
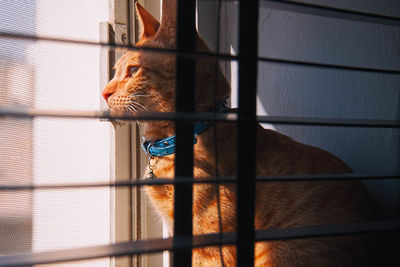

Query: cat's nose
[102,87,114,102]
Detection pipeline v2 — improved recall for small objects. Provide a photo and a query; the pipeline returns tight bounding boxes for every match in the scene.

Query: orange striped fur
[102,1,379,266]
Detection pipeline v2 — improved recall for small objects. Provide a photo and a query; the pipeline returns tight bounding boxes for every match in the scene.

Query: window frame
[104,1,165,267]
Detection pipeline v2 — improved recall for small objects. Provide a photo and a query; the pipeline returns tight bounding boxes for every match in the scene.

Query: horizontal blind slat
[1,108,399,128]
[1,32,400,74]
[1,172,399,191]
[262,0,400,25]
[0,220,398,266]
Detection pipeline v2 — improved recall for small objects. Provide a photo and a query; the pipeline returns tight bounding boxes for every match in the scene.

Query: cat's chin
[107,109,137,127]
[110,119,133,127]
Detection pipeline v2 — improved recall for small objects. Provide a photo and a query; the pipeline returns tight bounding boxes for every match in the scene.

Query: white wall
[28,1,111,266]
[1,0,112,265]
[198,0,400,218]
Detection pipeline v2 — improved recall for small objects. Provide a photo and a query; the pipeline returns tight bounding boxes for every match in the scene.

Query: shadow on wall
[256,4,400,218]
[198,0,400,218]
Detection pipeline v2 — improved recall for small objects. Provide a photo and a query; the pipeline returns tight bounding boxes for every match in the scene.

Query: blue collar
[141,98,228,158]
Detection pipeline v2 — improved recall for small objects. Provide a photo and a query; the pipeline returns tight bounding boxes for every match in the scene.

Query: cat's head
[102,0,230,112]
[102,1,230,137]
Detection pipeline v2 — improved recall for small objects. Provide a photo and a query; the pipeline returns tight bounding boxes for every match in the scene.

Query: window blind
[1,0,400,266]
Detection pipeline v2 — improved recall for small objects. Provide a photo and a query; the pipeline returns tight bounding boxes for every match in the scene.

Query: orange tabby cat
[102,1,379,266]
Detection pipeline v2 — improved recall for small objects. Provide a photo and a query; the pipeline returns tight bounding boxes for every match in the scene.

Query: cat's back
[253,125,380,266]
[254,124,376,224]
[256,125,352,175]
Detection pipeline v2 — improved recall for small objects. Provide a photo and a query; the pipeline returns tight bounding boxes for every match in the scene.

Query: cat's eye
[128,66,139,76]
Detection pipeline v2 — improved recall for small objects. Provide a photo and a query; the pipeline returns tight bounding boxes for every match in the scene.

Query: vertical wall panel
[256,2,400,217]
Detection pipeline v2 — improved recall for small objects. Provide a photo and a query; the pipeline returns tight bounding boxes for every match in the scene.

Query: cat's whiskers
[126,97,149,112]
[132,101,148,112]
[126,94,151,112]
[130,94,151,97]
[127,104,138,113]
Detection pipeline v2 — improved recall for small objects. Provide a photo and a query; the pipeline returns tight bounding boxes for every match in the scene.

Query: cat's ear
[154,0,177,47]
[136,2,160,39]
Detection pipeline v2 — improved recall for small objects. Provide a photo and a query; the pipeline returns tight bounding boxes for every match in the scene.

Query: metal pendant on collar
[147,157,157,179]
